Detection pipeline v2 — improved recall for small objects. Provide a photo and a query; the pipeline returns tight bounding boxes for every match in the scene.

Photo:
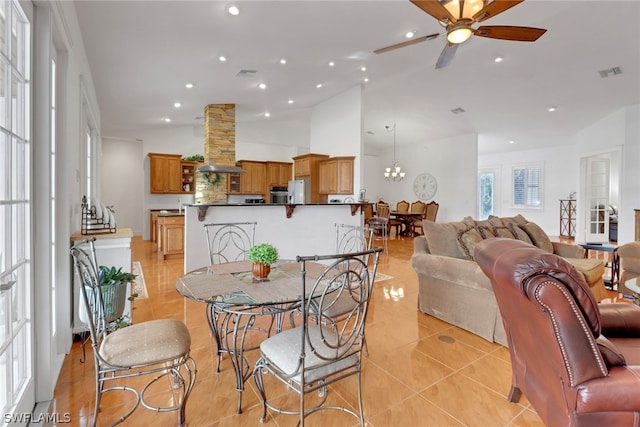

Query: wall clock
[413,173,437,200]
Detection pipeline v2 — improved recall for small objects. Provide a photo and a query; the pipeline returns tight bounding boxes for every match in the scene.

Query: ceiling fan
[375,0,547,69]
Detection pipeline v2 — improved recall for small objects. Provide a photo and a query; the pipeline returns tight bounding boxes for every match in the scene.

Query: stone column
[195,103,236,203]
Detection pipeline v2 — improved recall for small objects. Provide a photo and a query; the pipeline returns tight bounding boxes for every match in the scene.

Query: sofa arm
[413,235,429,255]
[576,366,640,413]
[553,241,586,259]
[599,303,640,337]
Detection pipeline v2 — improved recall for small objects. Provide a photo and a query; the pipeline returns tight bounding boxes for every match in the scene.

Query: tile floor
[52,234,550,426]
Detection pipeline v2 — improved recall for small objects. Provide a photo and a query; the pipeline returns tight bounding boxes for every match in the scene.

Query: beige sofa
[410,214,607,346]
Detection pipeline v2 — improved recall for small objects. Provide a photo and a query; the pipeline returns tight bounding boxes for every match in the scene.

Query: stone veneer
[195,103,236,203]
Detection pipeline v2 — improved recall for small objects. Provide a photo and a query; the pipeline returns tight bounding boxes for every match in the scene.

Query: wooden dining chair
[392,200,409,236]
[410,201,427,235]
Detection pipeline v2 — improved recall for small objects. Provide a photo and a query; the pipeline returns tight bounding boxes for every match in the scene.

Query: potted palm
[247,243,279,281]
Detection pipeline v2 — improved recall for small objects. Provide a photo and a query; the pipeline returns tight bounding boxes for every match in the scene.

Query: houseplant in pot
[97,265,138,328]
[247,243,279,281]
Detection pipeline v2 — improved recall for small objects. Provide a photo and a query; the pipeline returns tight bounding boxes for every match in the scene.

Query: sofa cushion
[566,257,605,284]
[508,223,533,244]
[519,222,554,253]
[423,220,469,259]
[499,214,528,228]
[457,227,484,260]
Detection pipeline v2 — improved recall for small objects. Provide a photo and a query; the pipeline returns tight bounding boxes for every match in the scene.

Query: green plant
[98,266,138,329]
[182,154,205,162]
[99,265,137,286]
[247,243,279,265]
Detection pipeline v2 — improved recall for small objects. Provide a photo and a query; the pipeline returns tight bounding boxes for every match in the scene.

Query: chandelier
[384,124,405,182]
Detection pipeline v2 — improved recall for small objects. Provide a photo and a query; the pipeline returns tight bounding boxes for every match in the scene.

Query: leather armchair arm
[577,366,640,412]
[599,303,640,337]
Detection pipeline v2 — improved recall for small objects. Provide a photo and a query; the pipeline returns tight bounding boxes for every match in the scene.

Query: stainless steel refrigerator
[287,179,310,204]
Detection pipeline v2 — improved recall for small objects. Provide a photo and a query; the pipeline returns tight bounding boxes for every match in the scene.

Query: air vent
[236,69,258,77]
[450,107,466,114]
[598,67,622,78]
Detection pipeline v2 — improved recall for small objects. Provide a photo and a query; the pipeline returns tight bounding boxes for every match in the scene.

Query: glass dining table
[175,259,331,414]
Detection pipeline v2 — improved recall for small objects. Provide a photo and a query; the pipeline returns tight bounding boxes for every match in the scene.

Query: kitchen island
[184,203,370,272]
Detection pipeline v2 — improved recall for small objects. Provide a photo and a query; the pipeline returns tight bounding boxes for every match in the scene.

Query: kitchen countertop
[187,202,372,207]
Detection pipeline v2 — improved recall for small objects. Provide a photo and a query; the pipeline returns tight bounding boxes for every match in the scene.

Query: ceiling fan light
[444,0,484,20]
[447,26,473,44]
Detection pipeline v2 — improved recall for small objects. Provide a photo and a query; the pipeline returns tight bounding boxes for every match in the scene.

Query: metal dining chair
[70,238,197,427]
[253,247,382,426]
[367,202,390,252]
[203,221,261,373]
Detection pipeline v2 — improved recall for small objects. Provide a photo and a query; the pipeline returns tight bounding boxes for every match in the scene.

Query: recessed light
[185,83,194,89]
[288,99,294,104]
[264,112,270,118]
[548,106,557,112]
[363,77,369,82]
[258,83,267,89]
[219,56,227,62]
[174,102,181,108]
[227,5,239,15]
[361,66,367,72]
[509,140,515,144]
[494,56,503,63]
[163,117,171,123]
[316,83,323,88]
[405,31,415,38]
[328,61,335,67]
[280,59,287,65]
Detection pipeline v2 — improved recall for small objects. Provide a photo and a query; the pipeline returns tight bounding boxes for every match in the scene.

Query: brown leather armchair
[474,238,640,427]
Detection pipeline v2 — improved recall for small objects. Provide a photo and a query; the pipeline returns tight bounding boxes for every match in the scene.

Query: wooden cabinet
[155,214,184,260]
[149,153,182,194]
[227,161,267,196]
[267,162,293,186]
[319,156,354,195]
[292,153,329,203]
[180,161,197,194]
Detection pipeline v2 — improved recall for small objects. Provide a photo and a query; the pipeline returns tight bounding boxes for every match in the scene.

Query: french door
[0,0,33,422]
[585,157,610,243]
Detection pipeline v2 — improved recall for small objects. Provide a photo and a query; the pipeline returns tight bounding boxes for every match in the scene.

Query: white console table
[70,228,133,333]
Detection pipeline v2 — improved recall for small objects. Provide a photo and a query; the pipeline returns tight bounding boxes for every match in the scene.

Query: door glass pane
[479,172,494,220]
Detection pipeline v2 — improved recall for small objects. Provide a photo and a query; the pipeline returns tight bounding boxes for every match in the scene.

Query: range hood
[196,161,245,174]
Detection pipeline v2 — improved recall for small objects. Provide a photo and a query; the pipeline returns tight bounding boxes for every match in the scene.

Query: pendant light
[383,124,405,182]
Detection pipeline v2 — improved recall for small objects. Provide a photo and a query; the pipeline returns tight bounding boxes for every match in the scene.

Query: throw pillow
[477,225,495,239]
[492,226,515,239]
[519,222,554,253]
[508,223,533,244]
[457,227,484,260]
[501,214,528,228]
[422,220,469,259]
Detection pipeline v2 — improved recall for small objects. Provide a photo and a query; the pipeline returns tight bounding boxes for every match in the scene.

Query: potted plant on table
[247,243,279,281]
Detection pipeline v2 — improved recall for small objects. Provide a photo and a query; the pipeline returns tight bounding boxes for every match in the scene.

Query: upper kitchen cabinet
[149,153,182,194]
[266,161,293,187]
[319,156,355,195]
[228,160,267,196]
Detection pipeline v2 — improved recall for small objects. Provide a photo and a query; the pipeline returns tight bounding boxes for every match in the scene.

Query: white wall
[375,133,478,222]
[479,145,578,234]
[101,138,144,234]
[310,85,363,198]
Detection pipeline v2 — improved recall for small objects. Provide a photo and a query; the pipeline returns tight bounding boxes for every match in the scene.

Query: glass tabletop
[175,260,331,306]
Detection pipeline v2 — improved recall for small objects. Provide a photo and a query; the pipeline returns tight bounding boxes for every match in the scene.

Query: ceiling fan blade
[374,33,440,54]
[435,43,458,69]
[411,0,457,24]
[474,25,547,41]
[473,0,524,22]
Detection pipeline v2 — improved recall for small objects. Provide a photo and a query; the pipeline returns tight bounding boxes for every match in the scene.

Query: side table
[624,277,640,305]
[578,243,619,289]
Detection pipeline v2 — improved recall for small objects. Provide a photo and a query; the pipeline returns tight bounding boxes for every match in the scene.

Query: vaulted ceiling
[74,1,640,154]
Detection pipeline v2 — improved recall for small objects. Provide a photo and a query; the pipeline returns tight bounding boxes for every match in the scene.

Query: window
[513,164,543,208]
